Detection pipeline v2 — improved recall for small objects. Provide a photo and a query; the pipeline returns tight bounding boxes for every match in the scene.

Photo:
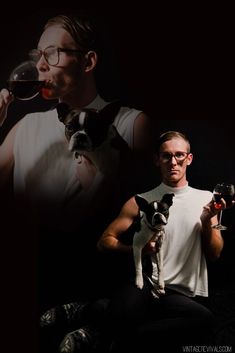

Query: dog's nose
[153,213,167,226]
[68,131,92,152]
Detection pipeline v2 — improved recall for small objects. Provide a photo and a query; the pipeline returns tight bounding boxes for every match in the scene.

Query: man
[97,131,231,352]
[0,14,156,353]
[0,14,154,226]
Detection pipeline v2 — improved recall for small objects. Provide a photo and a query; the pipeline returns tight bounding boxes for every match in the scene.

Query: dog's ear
[56,102,71,124]
[161,193,174,207]
[105,124,119,138]
[135,195,149,213]
[99,101,121,125]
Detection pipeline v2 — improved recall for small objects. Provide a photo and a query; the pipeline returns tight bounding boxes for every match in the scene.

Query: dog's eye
[158,205,169,215]
[66,121,78,131]
[66,124,73,131]
[162,209,169,216]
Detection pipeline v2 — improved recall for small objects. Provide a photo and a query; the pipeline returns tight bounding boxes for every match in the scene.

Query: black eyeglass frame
[159,151,190,163]
[29,45,86,66]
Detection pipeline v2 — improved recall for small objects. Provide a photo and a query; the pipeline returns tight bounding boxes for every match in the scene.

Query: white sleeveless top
[140,182,213,297]
[13,95,141,230]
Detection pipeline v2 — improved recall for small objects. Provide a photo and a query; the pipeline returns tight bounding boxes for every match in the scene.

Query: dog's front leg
[151,245,165,297]
[133,245,144,289]
[156,248,164,292]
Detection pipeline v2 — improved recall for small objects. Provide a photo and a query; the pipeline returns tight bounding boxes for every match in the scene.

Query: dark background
[0,5,234,352]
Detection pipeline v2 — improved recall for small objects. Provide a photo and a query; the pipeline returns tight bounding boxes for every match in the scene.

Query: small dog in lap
[133,193,174,298]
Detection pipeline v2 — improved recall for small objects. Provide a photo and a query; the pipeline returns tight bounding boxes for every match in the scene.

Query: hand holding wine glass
[212,182,235,230]
[7,60,45,100]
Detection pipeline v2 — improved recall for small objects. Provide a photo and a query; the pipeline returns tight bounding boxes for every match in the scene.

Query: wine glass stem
[218,210,223,225]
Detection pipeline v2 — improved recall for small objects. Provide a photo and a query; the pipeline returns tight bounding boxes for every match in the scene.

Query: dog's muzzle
[152,212,167,227]
[68,131,93,153]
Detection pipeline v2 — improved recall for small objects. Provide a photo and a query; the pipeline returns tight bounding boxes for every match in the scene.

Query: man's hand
[0,89,14,126]
[200,199,225,223]
[75,155,97,190]
[143,241,157,255]
[200,197,235,223]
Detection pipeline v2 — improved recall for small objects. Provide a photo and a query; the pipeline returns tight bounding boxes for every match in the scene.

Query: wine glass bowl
[213,183,235,207]
[8,60,44,100]
[212,182,235,230]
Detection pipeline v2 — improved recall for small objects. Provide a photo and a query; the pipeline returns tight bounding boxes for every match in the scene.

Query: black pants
[106,278,215,353]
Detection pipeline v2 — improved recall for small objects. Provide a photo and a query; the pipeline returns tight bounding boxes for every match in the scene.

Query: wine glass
[7,60,45,100]
[212,182,235,230]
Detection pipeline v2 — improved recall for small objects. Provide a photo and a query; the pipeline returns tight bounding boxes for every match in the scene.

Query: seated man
[97,130,232,352]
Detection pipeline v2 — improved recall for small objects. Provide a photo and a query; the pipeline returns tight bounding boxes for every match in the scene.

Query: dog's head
[135,193,174,228]
[57,101,121,155]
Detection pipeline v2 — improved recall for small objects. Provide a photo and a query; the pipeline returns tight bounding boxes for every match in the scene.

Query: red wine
[213,193,234,206]
[8,80,45,100]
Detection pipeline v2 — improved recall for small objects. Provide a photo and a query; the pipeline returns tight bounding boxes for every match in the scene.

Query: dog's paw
[135,277,144,289]
[151,290,160,299]
[151,287,165,299]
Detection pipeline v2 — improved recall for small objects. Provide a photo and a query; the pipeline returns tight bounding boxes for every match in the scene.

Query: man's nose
[169,155,177,164]
[37,56,50,72]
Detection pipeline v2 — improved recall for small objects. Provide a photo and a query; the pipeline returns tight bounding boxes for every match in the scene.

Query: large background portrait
[0,5,234,352]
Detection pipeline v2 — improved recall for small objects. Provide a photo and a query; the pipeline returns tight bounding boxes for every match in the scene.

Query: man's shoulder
[118,105,142,117]
[20,107,57,124]
[189,186,212,194]
[15,108,59,140]
[114,105,143,130]
[189,186,212,200]
[138,186,159,201]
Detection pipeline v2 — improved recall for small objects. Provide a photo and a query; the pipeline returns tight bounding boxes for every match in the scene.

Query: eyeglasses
[159,151,190,163]
[29,46,84,66]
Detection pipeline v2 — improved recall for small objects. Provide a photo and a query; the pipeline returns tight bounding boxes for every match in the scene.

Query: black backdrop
[0,5,234,352]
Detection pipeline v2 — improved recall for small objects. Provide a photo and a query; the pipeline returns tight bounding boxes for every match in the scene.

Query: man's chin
[165,176,180,185]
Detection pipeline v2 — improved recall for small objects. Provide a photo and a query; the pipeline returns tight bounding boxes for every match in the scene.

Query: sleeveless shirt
[13,95,142,230]
[140,182,213,297]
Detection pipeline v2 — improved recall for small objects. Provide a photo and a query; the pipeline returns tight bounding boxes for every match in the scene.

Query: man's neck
[60,78,98,109]
[163,179,188,188]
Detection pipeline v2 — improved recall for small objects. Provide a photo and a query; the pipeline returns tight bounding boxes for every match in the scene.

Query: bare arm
[0,89,18,189]
[97,197,139,254]
[133,112,155,152]
[131,112,158,193]
[200,200,226,261]
[0,89,14,127]
[0,123,19,190]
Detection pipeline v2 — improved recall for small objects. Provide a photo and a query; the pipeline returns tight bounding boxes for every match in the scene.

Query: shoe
[40,301,89,329]
[59,325,100,353]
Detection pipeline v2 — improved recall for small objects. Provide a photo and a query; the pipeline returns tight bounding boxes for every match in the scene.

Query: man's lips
[40,81,56,98]
[42,80,53,88]
[168,169,179,174]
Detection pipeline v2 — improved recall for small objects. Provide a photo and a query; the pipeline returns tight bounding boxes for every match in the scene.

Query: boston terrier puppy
[57,101,128,180]
[133,193,174,298]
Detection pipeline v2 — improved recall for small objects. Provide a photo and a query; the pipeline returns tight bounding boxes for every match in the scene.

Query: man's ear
[187,153,193,165]
[84,51,97,72]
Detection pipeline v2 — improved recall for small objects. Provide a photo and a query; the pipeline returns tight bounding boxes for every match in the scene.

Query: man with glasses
[0,14,154,212]
[0,13,156,353]
[97,130,225,352]
[29,46,87,67]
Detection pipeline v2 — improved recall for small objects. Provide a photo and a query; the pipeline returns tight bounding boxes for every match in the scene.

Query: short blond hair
[155,131,191,154]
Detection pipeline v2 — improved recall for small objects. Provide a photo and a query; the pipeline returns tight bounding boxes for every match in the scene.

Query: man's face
[155,137,193,187]
[36,25,86,100]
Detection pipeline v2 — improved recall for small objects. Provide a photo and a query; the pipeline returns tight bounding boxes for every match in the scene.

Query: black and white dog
[57,101,129,186]
[133,193,174,298]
